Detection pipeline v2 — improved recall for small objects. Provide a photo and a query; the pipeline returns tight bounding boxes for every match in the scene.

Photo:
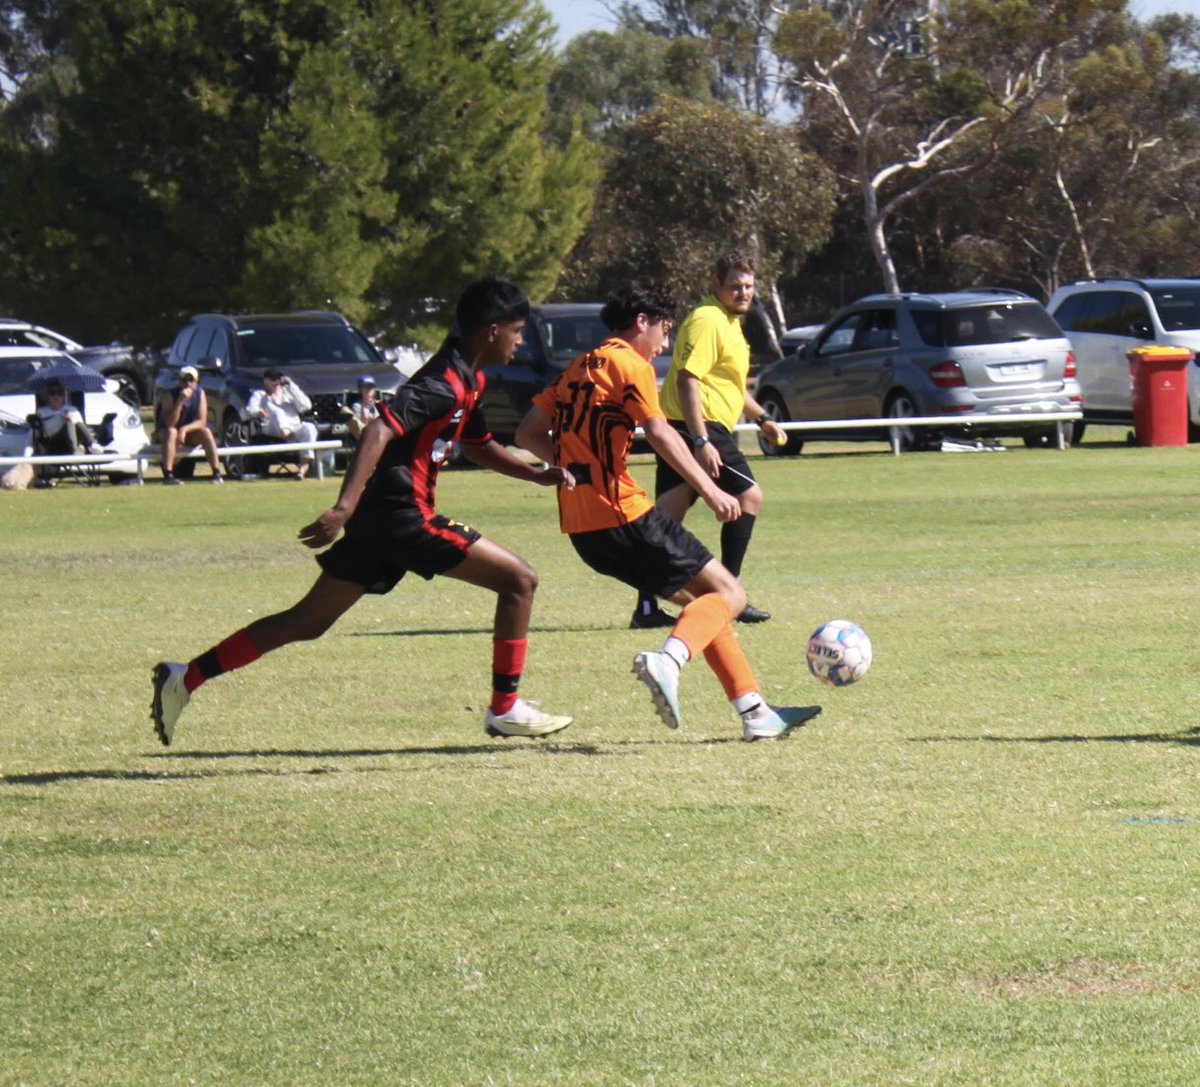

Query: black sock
[720,513,756,579]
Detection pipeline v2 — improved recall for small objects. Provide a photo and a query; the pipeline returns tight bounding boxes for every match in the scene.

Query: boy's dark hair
[715,251,756,283]
[600,282,677,333]
[455,274,530,336]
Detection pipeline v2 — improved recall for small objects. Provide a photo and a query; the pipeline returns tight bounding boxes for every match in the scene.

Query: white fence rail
[728,411,1083,454]
[0,439,343,484]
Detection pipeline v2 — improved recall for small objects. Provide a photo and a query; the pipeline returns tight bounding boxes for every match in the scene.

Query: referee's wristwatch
[692,434,710,450]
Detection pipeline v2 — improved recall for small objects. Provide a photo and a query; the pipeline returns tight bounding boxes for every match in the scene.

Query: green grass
[4,435,1200,1085]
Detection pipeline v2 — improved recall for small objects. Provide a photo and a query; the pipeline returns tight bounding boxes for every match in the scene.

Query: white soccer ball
[806,620,872,687]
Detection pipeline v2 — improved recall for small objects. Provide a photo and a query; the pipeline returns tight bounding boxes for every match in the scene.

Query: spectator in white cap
[341,374,381,441]
[162,365,224,485]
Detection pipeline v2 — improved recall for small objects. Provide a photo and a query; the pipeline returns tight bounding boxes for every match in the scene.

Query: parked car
[0,348,150,478]
[754,289,1082,454]
[155,311,405,473]
[0,318,156,406]
[478,303,672,444]
[1046,278,1200,439]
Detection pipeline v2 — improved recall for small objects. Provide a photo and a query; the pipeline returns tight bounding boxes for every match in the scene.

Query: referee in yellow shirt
[632,251,788,628]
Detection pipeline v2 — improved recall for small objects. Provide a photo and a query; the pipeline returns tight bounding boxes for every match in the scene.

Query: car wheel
[222,412,251,480]
[884,389,930,452]
[755,391,804,456]
[110,371,143,408]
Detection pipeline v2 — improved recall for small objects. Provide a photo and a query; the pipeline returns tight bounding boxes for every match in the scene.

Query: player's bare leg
[445,537,571,738]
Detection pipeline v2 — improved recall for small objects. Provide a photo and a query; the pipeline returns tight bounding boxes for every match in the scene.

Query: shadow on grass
[351,623,637,637]
[910,725,1200,746]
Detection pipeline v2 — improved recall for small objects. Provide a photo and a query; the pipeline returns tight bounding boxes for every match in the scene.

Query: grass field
[3,435,1200,1085]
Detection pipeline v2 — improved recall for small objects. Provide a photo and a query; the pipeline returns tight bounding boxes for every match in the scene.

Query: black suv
[155,311,404,461]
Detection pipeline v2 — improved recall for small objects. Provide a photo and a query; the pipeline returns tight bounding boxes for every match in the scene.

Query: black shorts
[654,420,756,499]
[570,509,713,599]
[316,514,480,594]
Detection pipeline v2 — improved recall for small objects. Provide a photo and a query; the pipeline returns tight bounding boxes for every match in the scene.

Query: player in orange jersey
[516,283,818,741]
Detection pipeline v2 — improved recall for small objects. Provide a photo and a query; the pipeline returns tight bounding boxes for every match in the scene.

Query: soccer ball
[806,620,872,687]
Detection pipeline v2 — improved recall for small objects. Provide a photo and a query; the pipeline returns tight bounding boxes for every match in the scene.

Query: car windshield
[235,325,381,367]
[526,314,609,364]
[1149,287,1200,333]
[911,303,1061,347]
[0,354,70,392]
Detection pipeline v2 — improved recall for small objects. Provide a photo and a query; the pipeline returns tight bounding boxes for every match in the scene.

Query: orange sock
[668,594,735,659]
[702,624,759,701]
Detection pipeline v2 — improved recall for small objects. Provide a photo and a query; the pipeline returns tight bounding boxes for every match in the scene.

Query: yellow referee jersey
[658,296,749,432]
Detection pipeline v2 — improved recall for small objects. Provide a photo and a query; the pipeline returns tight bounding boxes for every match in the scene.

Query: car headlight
[120,408,143,429]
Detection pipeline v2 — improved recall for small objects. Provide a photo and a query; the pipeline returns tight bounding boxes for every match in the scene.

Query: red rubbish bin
[1128,345,1194,447]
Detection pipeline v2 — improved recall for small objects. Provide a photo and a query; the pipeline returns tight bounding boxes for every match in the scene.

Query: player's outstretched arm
[461,436,574,490]
[298,417,391,548]
[643,416,739,522]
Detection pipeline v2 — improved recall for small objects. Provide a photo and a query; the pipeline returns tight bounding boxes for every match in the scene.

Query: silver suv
[755,289,1081,453]
[1047,279,1200,438]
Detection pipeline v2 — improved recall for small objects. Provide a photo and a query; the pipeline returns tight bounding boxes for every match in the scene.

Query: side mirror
[196,355,224,372]
[1129,322,1153,340]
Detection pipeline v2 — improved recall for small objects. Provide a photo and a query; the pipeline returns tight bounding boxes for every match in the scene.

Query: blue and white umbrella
[25,358,108,394]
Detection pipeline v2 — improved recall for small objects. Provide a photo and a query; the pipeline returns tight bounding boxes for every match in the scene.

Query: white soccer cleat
[632,651,682,730]
[151,661,190,747]
[741,703,822,742]
[484,698,572,738]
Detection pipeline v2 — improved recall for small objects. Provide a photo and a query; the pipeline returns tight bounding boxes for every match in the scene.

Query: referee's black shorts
[654,420,756,499]
[569,509,713,599]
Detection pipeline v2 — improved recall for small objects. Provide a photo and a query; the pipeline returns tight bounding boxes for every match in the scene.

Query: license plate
[997,362,1037,376]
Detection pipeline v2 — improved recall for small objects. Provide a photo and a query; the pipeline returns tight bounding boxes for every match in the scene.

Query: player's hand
[696,441,723,478]
[298,508,348,549]
[538,466,575,490]
[704,488,741,523]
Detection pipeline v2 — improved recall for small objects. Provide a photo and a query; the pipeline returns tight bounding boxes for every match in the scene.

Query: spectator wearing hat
[247,367,323,480]
[341,375,380,441]
[36,380,104,455]
[162,366,224,485]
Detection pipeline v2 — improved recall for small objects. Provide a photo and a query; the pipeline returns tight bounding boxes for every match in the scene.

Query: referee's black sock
[720,513,756,579]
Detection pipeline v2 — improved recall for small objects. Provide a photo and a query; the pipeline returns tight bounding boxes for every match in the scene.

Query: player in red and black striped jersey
[151,276,575,747]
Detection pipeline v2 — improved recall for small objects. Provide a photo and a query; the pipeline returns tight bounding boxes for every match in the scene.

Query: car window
[235,325,379,367]
[1149,287,1200,333]
[0,356,41,390]
[183,325,219,365]
[854,309,899,350]
[1050,293,1087,330]
[816,314,864,356]
[0,328,64,350]
[170,326,197,364]
[1077,291,1152,338]
[918,303,1061,347]
[538,315,608,364]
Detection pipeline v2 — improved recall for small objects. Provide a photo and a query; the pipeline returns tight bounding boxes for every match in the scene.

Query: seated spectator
[36,381,104,455]
[162,366,224,485]
[341,375,380,441]
[247,367,324,480]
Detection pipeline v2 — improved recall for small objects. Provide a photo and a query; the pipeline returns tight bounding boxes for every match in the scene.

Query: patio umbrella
[25,358,108,394]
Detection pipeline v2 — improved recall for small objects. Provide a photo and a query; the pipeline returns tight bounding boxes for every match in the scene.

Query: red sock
[184,628,263,693]
[668,594,735,659]
[490,638,527,715]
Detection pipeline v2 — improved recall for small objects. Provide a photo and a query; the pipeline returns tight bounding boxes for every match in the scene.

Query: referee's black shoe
[630,604,677,630]
[737,602,771,624]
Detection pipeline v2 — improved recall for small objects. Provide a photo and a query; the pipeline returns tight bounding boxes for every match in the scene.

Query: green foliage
[0,0,598,345]
[559,95,835,305]
[7,439,1200,1083]
[546,28,714,147]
